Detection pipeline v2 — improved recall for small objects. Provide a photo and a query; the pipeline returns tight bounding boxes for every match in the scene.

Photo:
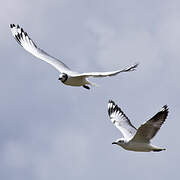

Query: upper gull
[10,24,138,90]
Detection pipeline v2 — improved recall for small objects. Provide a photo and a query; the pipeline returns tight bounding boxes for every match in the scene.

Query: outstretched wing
[10,24,72,73]
[108,100,137,141]
[71,63,138,78]
[132,105,168,143]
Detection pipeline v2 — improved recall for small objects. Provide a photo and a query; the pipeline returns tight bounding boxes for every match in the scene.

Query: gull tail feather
[87,80,99,87]
[152,146,166,152]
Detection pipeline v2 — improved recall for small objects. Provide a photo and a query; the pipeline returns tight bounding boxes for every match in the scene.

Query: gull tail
[86,80,99,87]
[152,146,166,152]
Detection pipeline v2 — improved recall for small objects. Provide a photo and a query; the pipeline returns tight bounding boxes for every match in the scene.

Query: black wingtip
[124,63,139,72]
[131,63,139,71]
[163,105,168,110]
[134,63,139,68]
[108,100,120,117]
[108,100,115,105]
[163,104,169,114]
[162,105,169,113]
[160,105,169,121]
[10,24,15,28]
[108,100,113,116]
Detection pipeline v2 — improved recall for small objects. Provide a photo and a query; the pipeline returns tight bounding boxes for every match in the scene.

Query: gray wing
[132,105,168,143]
[10,24,72,73]
[71,63,138,78]
[108,100,137,141]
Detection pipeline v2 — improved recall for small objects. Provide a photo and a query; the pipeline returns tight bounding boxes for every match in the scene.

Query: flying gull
[108,100,168,152]
[10,24,138,90]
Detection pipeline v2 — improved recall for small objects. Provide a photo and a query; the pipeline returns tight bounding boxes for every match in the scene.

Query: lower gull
[108,100,168,152]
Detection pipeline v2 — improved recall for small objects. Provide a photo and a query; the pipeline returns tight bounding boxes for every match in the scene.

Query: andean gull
[108,100,168,152]
[10,24,138,90]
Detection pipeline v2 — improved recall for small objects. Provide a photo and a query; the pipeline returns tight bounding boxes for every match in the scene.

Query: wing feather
[108,100,137,141]
[132,105,168,143]
[71,63,139,78]
[10,24,72,73]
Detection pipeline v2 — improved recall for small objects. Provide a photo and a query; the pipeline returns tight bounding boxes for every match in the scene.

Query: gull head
[112,138,125,145]
[58,73,68,83]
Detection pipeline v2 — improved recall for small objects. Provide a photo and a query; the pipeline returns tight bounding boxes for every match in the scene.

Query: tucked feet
[83,85,90,90]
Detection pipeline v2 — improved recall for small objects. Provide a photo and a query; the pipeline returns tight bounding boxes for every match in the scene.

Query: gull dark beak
[112,142,117,145]
[58,77,62,81]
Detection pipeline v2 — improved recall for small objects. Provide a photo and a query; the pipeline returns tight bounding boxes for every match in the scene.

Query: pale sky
[0,0,179,179]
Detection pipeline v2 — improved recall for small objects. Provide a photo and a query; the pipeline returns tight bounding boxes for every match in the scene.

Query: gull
[108,100,168,152]
[10,24,138,90]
